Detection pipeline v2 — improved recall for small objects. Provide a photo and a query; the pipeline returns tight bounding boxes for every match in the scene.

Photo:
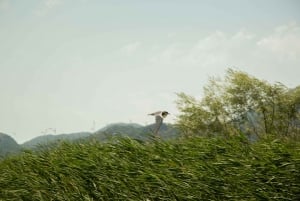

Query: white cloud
[147,22,300,87]
[120,41,141,56]
[257,22,300,60]
[35,0,63,16]
[149,23,300,67]
[149,30,256,68]
[45,0,62,8]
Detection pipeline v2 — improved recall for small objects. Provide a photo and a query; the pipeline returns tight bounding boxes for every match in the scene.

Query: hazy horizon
[1,0,300,143]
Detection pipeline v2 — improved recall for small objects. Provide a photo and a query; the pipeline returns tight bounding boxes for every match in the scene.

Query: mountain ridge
[0,122,179,156]
[0,133,21,158]
[22,131,93,148]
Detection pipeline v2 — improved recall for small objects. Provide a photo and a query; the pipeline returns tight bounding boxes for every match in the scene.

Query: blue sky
[1,0,300,143]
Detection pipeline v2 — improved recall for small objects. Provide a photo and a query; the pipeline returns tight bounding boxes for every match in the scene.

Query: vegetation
[176,69,300,138]
[1,69,299,200]
[0,136,299,201]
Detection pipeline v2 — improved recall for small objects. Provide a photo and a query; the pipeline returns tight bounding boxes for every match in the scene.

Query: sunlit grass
[0,135,299,200]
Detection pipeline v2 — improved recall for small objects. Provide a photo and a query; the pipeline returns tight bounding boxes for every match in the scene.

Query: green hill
[90,122,179,141]
[0,123,178,157]
[22,132,92,148]
[0,135,299,200]
[0,133,21,158]
[21,123,178,149]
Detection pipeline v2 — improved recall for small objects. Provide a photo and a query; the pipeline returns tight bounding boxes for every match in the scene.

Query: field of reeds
[0,135,299,200]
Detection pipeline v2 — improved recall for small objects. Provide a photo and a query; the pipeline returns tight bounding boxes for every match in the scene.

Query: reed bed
[0,136,299,200]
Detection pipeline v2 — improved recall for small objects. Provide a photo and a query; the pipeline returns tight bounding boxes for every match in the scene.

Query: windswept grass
[0,136,299,200]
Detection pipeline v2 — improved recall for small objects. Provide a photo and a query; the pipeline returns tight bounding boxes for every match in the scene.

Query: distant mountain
[101,122,143,130]
[22,132,92,148]
[90,123,179,141]
[99,123,143,133]
[143,123,179,139]
[0,133,21,158]
[0,122,179,156]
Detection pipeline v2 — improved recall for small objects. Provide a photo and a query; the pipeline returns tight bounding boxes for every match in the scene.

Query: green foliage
[176,68,300,138]
[0,136,299,200]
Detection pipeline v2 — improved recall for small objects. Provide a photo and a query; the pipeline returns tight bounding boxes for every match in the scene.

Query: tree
[176,69,300,138]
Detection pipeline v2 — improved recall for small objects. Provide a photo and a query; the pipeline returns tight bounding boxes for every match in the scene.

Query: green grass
[0,136,299,200]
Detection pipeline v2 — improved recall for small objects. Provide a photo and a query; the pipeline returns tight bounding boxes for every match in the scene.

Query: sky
[0,0,300,143]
